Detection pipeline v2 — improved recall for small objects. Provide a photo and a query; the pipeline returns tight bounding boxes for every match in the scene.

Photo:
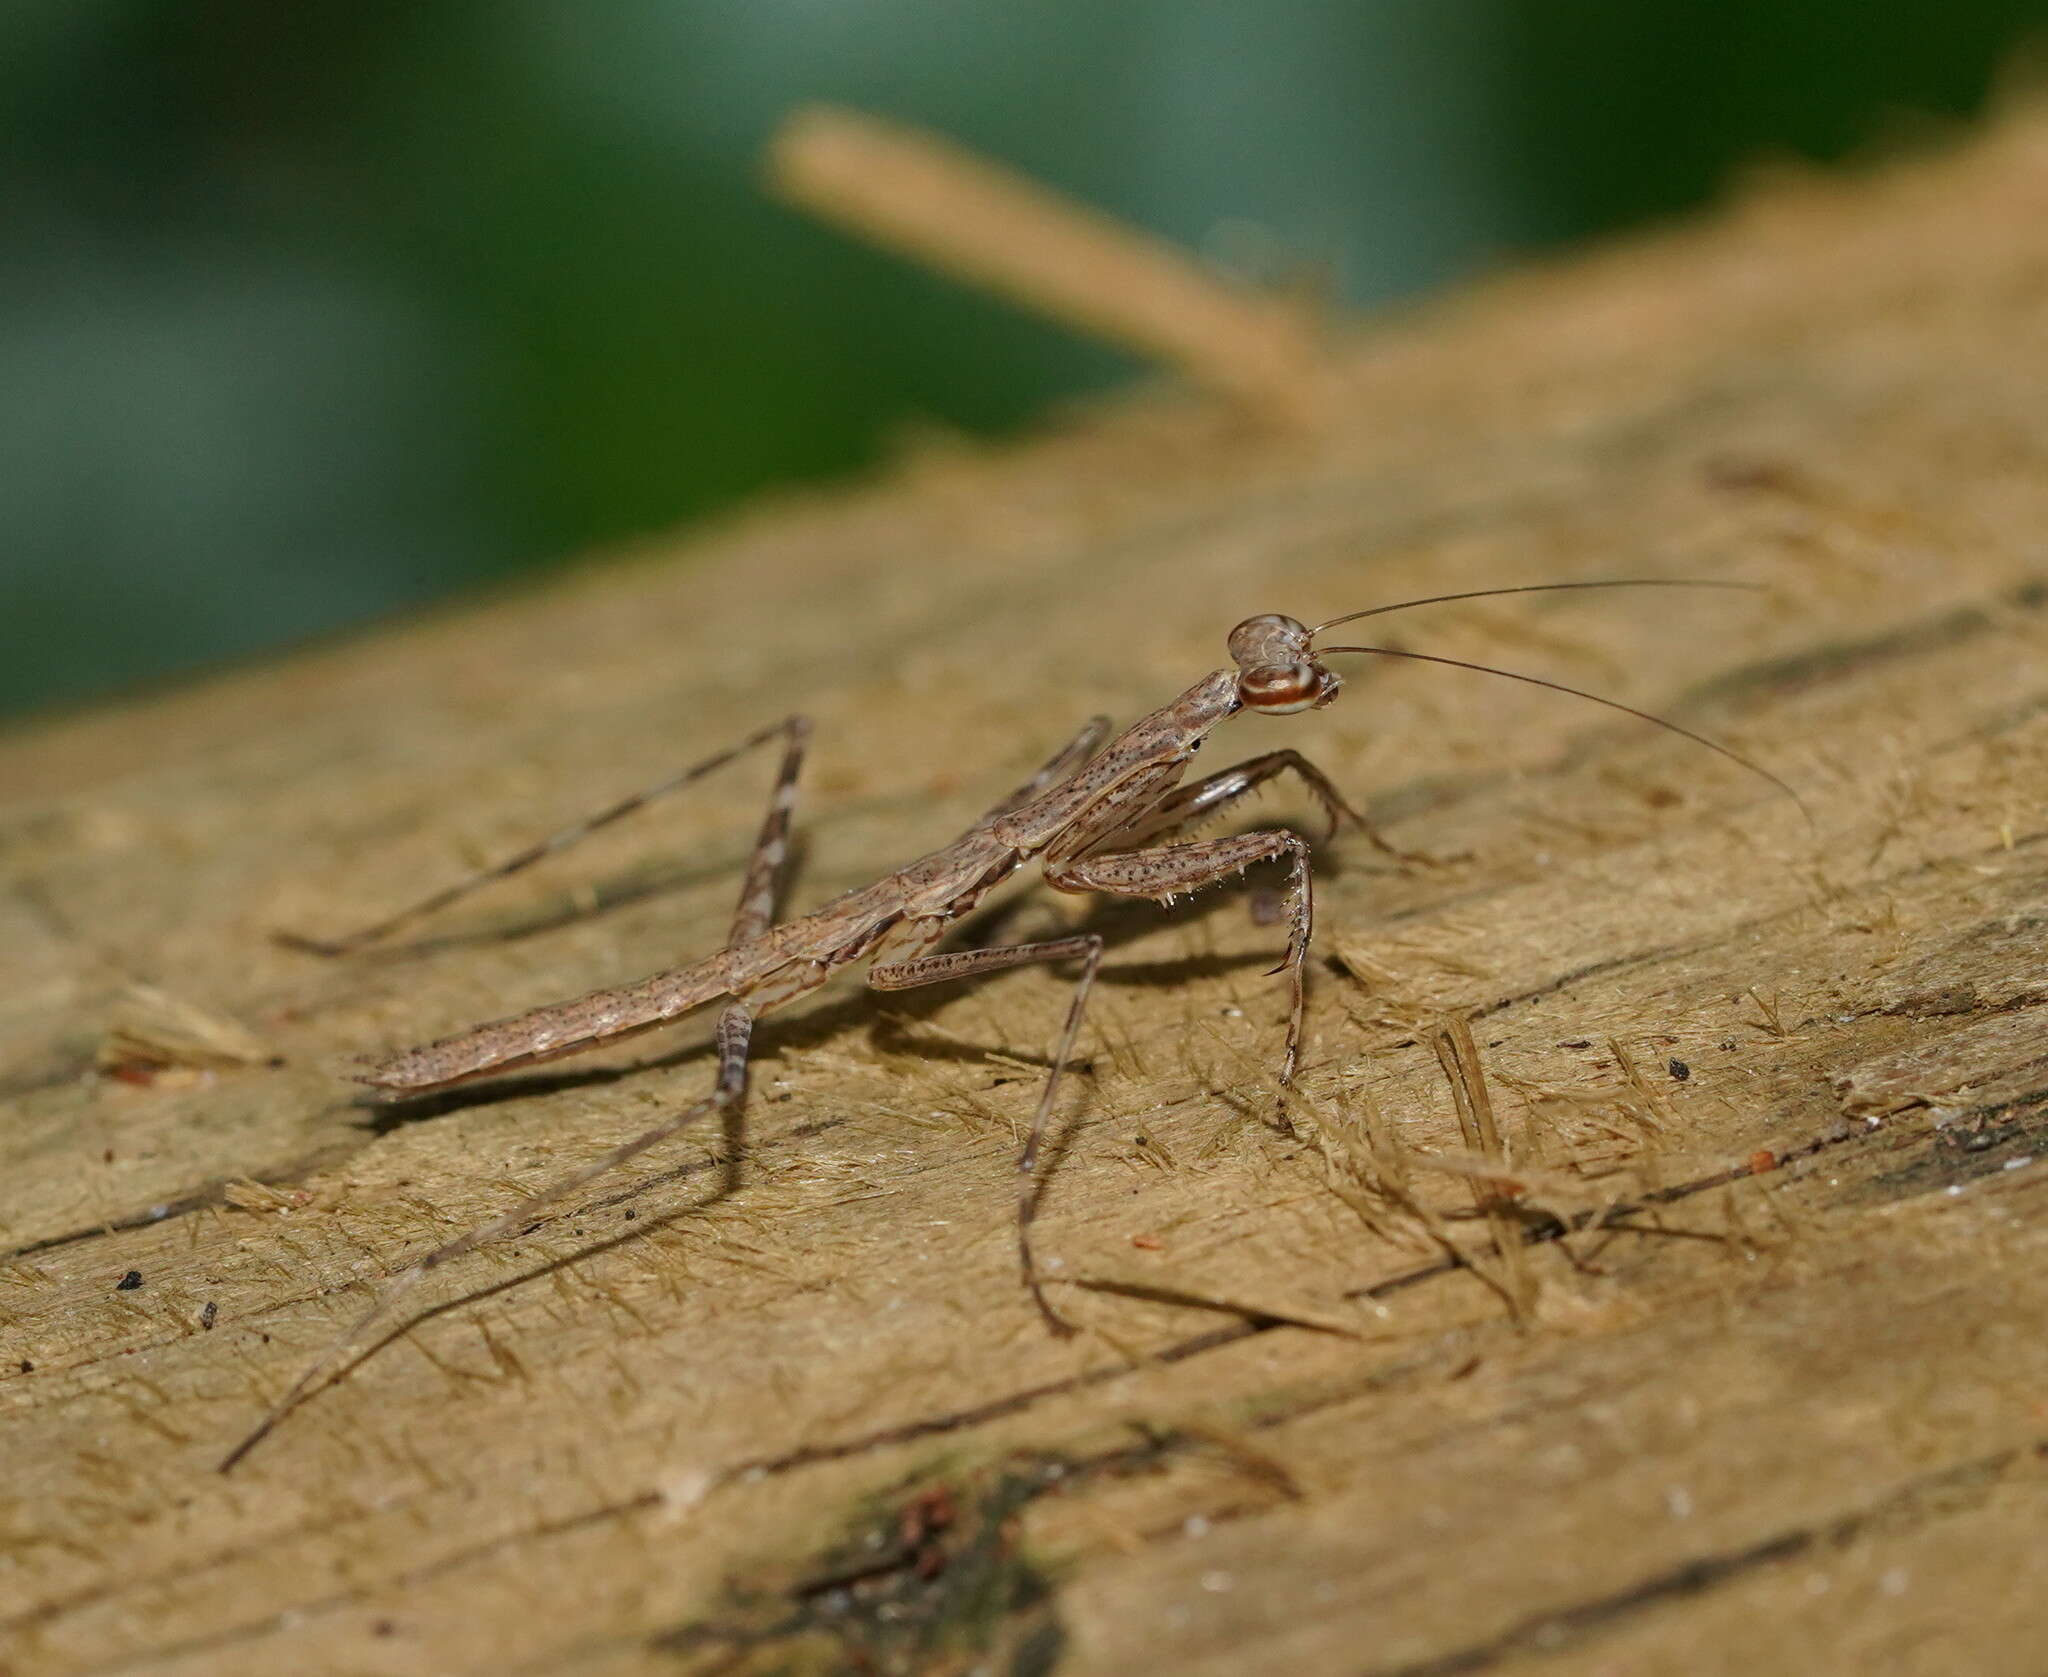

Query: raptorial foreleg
[1050,827,1314,1100]
[1100,747,1419,861]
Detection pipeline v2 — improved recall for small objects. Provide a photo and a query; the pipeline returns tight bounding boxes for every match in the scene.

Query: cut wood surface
[8,113,2048,1677]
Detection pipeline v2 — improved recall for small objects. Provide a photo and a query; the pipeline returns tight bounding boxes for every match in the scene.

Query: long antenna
[1311,579,1762,638]
[1317,641,1809,822]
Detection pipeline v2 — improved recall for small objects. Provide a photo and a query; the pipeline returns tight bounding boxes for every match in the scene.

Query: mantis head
[1222,579,1806,822]
[1227,614,1340,714]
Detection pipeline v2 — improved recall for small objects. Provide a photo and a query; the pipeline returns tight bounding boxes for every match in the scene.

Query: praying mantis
[222,579,1789,1469]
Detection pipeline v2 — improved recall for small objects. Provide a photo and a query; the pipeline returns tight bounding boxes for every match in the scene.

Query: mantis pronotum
[223,579,1792,1469]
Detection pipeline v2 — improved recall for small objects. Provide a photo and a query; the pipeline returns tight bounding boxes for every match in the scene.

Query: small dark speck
[623,1209,637,1220]
[1558,1039,1591,1050]
[200,1300,218,1330]
[1702,453,1805,495]
[17,1360,32,1374]
[1487,1039,1504,1048]
[1719,1040,1739,1052]
[372,1620,397,1638]
[116,1270,143,1291]
[1668,1059,1691,1082]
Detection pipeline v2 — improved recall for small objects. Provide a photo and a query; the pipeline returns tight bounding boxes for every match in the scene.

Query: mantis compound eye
[1238,661,1328,713]
[1227,613,1309,664]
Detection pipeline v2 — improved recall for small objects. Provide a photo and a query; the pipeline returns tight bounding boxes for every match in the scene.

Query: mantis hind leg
[220,1002,758,1472]
[281,715,812,956]
[870,932,1105,1334]
[970,715,1113,831]
[227,723,825,1467]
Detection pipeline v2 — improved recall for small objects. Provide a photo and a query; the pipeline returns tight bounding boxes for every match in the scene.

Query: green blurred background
[6,0,2046,721]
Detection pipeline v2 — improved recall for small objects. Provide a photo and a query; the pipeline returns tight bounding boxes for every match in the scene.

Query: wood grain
[8,111,2048,1676]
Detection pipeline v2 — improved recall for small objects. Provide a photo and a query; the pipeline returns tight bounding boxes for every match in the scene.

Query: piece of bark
[9,113,2048,1675]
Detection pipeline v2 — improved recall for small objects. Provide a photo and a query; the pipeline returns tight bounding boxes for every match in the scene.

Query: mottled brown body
[363,668,1257,1093]
[228,583,1761,1469]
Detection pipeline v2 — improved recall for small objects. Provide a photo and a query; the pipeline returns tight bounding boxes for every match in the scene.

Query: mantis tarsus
[222,578,1793,1470]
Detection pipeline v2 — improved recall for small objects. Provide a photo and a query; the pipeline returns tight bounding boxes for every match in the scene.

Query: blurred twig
[766,103,1330,427]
